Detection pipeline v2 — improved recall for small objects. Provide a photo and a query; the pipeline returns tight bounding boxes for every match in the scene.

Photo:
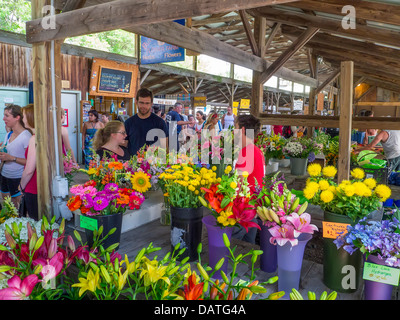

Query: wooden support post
[251,16,266,117]
[31,0,63,219]
[307,51,318,137]
[337,61,354,183]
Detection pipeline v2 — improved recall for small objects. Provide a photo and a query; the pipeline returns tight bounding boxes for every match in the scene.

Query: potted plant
[302,162,391,293]
[158,162,216,262]
[198,167,260,279]
[334,216,400,300]
[283,136,321,176]
[255,133,287,173]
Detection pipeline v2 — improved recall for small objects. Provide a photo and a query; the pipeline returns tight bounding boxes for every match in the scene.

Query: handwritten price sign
[363,262,400,286]
[322,221,350,239]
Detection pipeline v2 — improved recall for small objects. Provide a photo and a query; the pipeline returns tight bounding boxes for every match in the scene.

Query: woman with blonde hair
[93,121,130,161]
[203,111,222,134]
[19,104,38,220]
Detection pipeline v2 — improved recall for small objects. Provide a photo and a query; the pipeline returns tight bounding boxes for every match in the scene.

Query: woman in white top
[0,104,31,207]
[221,106,236,130]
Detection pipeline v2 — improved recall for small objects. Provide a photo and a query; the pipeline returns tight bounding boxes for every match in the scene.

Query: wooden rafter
[248,6,400,48]
[26,0,301,43]
[259,26,319,84]
[315,68,340,94]
[239,10,258,55]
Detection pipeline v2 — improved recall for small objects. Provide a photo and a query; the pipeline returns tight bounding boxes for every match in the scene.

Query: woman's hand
[0,152,13,162]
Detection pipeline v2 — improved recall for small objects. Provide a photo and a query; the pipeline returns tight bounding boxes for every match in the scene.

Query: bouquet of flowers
[334,217,400,268]
[254,178,318,247]
[0,216,89,300]
[303,163,391,221]
[67,182,145,215]
[255,132,286,162]
[283,136,322,161]
[158,163,216,208]
[198,167,261,232]
[0,197,19,224]
[63,150,80,187]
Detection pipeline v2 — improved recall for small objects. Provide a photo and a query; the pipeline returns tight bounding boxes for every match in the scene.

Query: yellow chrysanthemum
[131,171,151,193]
[351,168,365,180]
[364,178,377,190]
[303,186,317,200]
[318,180,330,191]
[322,166,337,178]
[352,182,368,197]
[343,185,355,197]
[230,181,237,189]
[320,190,334,203]
[307,163,322,177]
[374,184,391,202]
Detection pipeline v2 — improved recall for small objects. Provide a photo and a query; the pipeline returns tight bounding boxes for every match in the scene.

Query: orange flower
[117,194,129,206]
[181,274,204,300]
[108,161,123,170]
[67,196,82,211]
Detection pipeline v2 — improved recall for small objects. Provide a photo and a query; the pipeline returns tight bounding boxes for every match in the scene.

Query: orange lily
[182,274,204,300]
[237,280,258,300]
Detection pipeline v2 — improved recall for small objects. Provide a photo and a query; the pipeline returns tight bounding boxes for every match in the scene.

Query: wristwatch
[12,157,16,162]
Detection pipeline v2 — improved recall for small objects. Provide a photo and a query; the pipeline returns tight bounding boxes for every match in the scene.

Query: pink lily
[286,213,319,238]
[32,252,64,282]
[229,197,261,232]
[0,274,39,300]
[269,224,298,247]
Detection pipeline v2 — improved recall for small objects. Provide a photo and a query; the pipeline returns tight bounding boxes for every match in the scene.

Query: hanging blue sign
[140,19,185,64]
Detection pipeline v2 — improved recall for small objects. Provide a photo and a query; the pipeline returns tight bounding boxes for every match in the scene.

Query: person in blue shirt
[166,102,194,152]
[124,88,168,156]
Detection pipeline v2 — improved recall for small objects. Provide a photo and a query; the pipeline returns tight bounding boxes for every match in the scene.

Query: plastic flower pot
[84,212,123,250]
[258,220,277,273]
[394,200,400,208]
[276,233,312,299]
[290,157,308,176]
[202,215,233,279]
[323,211,362,293]
[170,206,204,262]
[364,254,394,300]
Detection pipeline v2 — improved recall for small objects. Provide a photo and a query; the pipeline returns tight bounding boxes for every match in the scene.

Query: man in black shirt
[124,88,168,156]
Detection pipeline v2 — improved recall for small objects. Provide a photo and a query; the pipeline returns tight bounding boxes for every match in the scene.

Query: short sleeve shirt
[2,130,32,179]
[125,113,168,156]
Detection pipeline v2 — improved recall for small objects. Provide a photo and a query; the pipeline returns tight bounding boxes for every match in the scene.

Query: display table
[73,189,164,233]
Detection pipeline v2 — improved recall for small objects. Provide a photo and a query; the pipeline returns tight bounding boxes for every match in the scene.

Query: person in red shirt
[233,114,265,244]
[235,115,265,193]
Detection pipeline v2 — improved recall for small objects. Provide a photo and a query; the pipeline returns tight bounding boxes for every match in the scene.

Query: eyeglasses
[115,131,126,135]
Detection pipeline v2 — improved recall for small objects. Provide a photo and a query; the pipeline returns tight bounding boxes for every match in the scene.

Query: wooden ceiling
[35,0,400,104]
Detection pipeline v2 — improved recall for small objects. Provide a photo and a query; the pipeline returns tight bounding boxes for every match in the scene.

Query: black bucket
[84,212,123,250]
[170,206,203,261]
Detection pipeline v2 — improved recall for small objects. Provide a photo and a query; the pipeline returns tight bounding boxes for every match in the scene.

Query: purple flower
[308,152,316,162]
[81,194,94,208]
[104,183,119,194]
[93,196,110,211]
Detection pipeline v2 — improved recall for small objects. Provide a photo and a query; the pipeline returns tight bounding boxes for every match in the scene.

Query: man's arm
[359,131,387,151]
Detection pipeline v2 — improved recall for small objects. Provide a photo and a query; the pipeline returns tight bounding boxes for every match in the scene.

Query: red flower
[182,274,204,300]
[201,184,225,213]
[228,197,261,232]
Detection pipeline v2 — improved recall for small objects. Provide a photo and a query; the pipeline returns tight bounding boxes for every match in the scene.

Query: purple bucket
[364,255,394,300]
[258,220,277,273]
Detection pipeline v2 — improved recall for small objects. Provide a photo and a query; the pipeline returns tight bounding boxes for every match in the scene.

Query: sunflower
[131,171,151,193]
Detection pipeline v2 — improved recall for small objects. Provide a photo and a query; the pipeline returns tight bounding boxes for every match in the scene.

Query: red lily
[201,184,225,213]
[182,274,204,300]
[228,197,261,232]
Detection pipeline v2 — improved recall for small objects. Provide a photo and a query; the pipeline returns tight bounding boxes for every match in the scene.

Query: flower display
[67,182,145,215]
[158,163,216,208]
[255,132,287,162]
[334,217,400,268]
[302,163,390,221]
[283,136,321,161]
[63,150,80,187]
[254,179,318,247]
[198,168,260,231]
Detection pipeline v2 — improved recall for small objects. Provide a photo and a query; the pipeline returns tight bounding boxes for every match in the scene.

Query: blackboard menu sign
[98,67,132,94]
[89,58,138,98]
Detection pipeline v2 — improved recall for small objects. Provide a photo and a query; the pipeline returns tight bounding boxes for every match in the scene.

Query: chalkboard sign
[98,67,132,94]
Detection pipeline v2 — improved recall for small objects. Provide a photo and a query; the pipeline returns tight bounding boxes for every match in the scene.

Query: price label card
[322,221,350,239]
[363,262,400,286]
[80,215,98,231]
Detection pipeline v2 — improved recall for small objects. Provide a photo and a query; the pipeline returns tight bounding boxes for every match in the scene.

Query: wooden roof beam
[259,26,319,84]
[248,6,400,48]
[315,68,340,94]
[26,0,301,43]
[239,9,258,55]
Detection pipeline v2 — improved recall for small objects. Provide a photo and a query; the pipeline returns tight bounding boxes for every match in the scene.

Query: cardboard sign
[322,221,350,239]
[363,262,400,286]
[80,215,98,231]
